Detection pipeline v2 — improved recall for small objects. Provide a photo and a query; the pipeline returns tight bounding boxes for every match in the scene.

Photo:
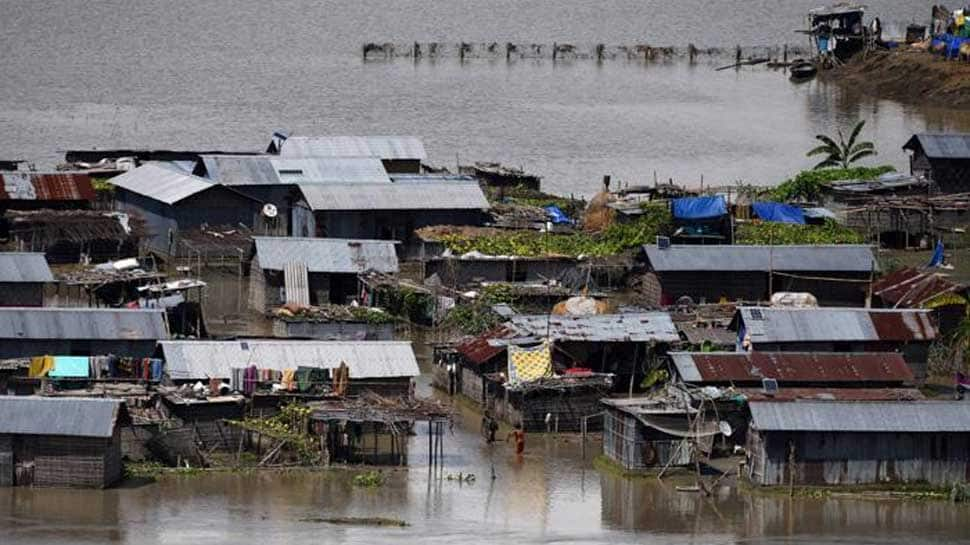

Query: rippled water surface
[2,1,970,195]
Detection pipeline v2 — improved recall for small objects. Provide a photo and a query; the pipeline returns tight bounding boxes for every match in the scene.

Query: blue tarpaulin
[928,240,945,267]
[672,196,727,220]
[752,202,806,224]
[544,205,572,224]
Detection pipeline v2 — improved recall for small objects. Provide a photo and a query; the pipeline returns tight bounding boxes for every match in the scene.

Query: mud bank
[825,49,970,108]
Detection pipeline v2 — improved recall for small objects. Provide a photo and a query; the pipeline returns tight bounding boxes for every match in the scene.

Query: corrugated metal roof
[737,307,937,343]
[643,245,877,273]
[456,326,513,365]
[0,308,168,340]
[0,396,124,438]
[904,133,970,160]
[502,313,680,343]
[871,267,963,308]
[107,163,216,204]
[749,401,970,432]
[0,172,95,202]
[159,340,420,380]
[300,181,489,211]
[252,237,399,274]
[201,155,390,185]
[389,174,477,183]
[675,325,736,346]
[736,387,923,402]
[0,252,54,283]
[279,136,427,160]
[669,351,913,384]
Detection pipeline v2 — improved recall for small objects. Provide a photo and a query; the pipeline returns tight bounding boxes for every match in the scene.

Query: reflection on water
[2,388,968,545]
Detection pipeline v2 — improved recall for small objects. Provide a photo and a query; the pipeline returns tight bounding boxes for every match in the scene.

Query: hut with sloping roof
[870,267,968,336]
[158,339,419,398]
[294,179,489,252]
[745,401,970,487]
[729,307,938,382]
[269,135,427,174]
[0,307,168,359]
[641,244,877,306]
[0,252,53,306]
[0,171,96,212]
[903,133,970,194]
[248,237,399,310]
[108,163,264,255]
[0,396,127,488]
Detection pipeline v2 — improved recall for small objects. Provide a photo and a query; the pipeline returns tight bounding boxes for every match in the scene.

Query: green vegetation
[228,403,319,465]
[90,175,115,193]
[352,470,385,488]
[440,300,504,336]
[771,165,896,202]
[485,185,585,218]
[436,204,672,258]
[807,120,877,170]
[124,462,204,478]
[736,219,864,245]
[372,286,435,325]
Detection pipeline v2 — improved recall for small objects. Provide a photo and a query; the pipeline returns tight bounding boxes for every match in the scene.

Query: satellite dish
[719,421,733,437]
[262,203,278,219]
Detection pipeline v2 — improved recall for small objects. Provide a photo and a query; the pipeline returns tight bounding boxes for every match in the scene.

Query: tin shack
[0,307,168,359]
[746,401,970,487]
[641,244,877,306]
[159,339,419,399]
[268,134,426,174]
[0,252,53,307]
[0,396,126,488]
[109,163,264,255]
[0,171,96,212]
[730,307,937,382]
[248,236,399,310]
[293,179,489,249]
[903,133,970,194]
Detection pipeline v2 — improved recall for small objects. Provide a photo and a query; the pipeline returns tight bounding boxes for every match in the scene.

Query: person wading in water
[481,410,499,444]
[506,423,525,459]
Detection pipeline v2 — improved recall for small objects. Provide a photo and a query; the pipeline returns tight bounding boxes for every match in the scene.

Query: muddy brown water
[2,361,968,544]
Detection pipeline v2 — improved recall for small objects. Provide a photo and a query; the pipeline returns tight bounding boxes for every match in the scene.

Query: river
[2,1,970,196]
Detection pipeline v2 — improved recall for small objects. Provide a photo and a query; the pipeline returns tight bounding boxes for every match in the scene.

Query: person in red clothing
[506,423,525,457]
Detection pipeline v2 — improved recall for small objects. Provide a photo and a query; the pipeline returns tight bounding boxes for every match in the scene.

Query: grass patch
[352,470,385,488]
[747,481,958,502]
[735,219,864,245]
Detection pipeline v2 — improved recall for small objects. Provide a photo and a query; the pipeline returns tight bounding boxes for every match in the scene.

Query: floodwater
[1,364,969,545]
[3,1,970,195]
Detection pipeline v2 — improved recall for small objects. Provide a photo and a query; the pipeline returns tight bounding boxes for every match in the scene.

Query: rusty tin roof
[669,351,913,384]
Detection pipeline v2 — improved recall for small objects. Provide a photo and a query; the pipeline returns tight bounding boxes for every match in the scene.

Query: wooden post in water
[553,42,558,61]
[783,44,789,64]
[688,43,697,64]
[735,45,742,66]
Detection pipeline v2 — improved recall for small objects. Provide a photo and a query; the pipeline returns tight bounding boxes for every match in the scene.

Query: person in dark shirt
[481,410,499,444]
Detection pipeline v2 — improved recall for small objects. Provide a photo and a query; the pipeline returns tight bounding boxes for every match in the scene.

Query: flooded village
[3,2,970,544]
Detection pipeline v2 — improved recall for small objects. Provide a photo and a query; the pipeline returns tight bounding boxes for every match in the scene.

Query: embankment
[825,49,970,108]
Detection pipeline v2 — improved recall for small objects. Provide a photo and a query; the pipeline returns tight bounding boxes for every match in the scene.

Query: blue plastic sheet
[672,196,727,220]
[752,202,806,224]
[544,205,572,224]
[49,356,90,378]
[928,240,945,267]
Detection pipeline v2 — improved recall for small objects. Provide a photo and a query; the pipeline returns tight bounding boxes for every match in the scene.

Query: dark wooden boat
[789,60,817,81]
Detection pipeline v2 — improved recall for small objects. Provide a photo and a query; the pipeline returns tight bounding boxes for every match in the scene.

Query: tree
[806,120,877,170]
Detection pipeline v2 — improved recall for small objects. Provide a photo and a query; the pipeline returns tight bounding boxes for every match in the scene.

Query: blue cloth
[543,205,572,224]
[150,359,164,381]
[928,240,945,267]
[752,202,806,224]
[672,196,727,220]
[49,356,90,378]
